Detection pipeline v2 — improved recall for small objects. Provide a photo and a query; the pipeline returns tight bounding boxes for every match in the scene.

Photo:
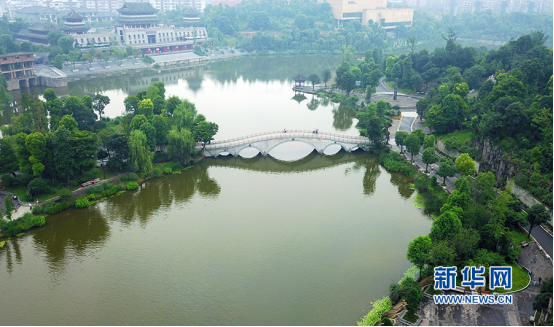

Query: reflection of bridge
[199,130,370,158]
[204,151,367,173]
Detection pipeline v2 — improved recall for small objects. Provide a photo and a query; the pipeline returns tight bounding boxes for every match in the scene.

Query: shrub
[152,168,162,178]
[101,186,118,197]
[32,205,43,214]
[87,194,96,200]
[43,202,53,214]
[48,202,69,214]
[31,216,46,227]
[28,178,51,196]
[171,163,183,171]
[121,173,138,182]
[381,317,393,326]
[164,167,173,174]
[1,174,17,188]
[75,198,90,208]
[127,182,139,190]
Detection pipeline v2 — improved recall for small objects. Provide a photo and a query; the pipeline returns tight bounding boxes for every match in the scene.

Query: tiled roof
[63,9,82,20]
[15,5,58,14]
[117,2,158,15]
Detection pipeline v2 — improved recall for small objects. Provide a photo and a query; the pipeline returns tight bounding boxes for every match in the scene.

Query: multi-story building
[211,0,241,6]
[59,2,208,53]
[16,22,58,43]
[317,0,414,29]
[14,5,59,22]
[0,52,37,91]
[125,0,205,13]
[411,0,552,15]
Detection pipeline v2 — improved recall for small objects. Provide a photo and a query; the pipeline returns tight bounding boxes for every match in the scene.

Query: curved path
[199,130,371,158]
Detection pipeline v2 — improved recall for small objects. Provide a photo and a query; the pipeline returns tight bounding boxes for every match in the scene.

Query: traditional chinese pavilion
[117,2,160,28]
[62,10,89,35]
[293,74,307,87]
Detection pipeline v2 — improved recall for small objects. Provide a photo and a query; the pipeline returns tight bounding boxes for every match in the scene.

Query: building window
[134,35,136,39]
[129,35,132,40]
[342,12,363,18]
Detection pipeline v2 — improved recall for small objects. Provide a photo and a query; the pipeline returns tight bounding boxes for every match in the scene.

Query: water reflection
[306,96,319,111]
[291,93,307,104]
[332,103,357,131]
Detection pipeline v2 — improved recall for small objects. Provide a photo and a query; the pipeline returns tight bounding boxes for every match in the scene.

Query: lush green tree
[65,96,96,130]
[416,98,430,121]
[404,280,424,318]
[124,95,140,113]
[422,148,438,172]
[47,30,64,46]
[59,114,78,132]
[412,129,425,145]
[128,130,153,176]
[450,228,480,263]
[436,158,457,184]
[151,115,169,146]
[4,196,13,220]
[52,126,73,185]
[395,131,408,153]
[193,121,219,146]
[138,99,154,118]
[322,69,331,87]
[25,132,46,176]
[139,122,157,151]
[165,96,182,115]
[71,130,99,178]
[146,85,160,100]
[0,139,18,176]
[130,114,148,131]
[167,128,195,165]
[526,204,550,238]
[92,94,110,120]
[430,210,462,242]
[423,135,436,149]
[427,240,456,267]
[404,133,421,161]
[58,36,75,54]
[407,235,432,278]
[51,54,65,70]
[307,73,321,90]
[455,153,476,176]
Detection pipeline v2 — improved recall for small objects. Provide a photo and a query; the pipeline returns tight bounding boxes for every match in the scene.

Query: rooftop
[63,9,83,20]
[117,2,159,15]
[0,52,35,58]
[15,5,58,14]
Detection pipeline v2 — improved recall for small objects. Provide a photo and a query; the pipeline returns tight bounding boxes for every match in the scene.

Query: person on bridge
[283,129,287,133]
[316,129,319,134]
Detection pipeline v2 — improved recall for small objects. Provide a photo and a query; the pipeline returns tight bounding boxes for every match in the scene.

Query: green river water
[0,55,431,325]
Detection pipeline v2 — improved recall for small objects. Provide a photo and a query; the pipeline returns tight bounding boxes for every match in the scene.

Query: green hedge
[380,150,417,177]
[75,198,90,208]
[48,202,69,215]
[127,182,139,190]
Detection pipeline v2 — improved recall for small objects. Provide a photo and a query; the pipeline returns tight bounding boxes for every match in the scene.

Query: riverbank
[35,48,246,83]
[0,159,199,240]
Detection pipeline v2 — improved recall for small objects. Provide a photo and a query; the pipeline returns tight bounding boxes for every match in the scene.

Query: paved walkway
[389,115,554,252]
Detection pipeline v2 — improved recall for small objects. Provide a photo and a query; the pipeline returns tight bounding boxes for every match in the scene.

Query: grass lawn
[386,81,413,94]
[495,263,530,293]
[6,185,80,202]
[510,229,532,247]
[403,312,419,323]
[439,130,472,145]
[455,263,530,293]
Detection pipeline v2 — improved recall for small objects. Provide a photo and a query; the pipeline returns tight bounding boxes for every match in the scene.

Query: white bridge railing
[203,130,370,151]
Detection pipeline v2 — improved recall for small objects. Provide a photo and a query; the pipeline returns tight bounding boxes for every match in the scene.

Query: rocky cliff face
[475,139,519,185]
[538,297,552,326]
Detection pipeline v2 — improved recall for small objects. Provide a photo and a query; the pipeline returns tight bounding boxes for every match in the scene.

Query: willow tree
[128,130,153,176]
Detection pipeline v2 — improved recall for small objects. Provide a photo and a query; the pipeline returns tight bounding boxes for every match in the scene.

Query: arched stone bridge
[199,130,370,158]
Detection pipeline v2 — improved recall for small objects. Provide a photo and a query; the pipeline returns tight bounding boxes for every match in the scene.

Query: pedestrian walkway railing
[204,130,370,150]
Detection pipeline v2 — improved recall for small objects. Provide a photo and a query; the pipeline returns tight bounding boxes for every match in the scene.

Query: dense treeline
[412,31,553,206]
[0,81,217,201]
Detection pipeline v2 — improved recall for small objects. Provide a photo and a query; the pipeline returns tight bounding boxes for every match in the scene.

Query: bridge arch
[234,144,264,157]
[266,139,322,155]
